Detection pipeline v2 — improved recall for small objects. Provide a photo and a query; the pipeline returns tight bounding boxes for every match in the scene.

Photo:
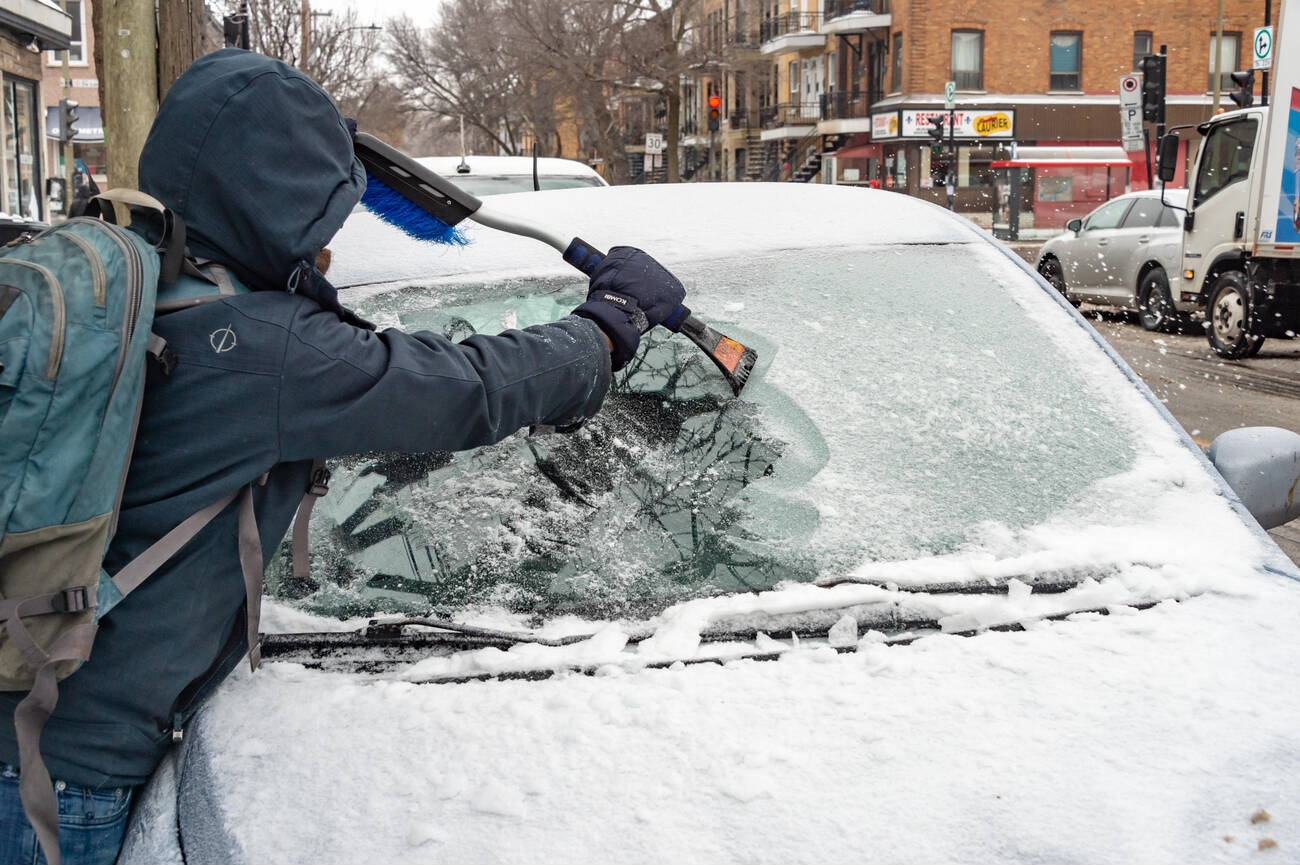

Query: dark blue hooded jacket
[0,49,610,787]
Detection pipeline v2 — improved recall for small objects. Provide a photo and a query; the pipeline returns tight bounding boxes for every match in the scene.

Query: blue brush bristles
[361,173,471,246]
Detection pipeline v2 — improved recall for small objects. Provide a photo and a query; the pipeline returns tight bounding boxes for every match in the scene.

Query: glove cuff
[573,300,641,370]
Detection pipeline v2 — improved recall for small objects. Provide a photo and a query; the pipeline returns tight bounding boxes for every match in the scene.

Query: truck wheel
[1137,267,1184,333]
[1207,271,1265,359]
[1037,257,1078,306]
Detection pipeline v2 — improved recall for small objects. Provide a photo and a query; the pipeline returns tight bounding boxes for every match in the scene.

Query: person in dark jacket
[0,49,685,865]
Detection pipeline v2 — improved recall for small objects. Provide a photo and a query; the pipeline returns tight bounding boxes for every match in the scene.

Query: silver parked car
[1036,188,1189,332]
[119,183,1300,864]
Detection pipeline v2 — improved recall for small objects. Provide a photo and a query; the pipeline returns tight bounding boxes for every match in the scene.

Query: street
[1078,306,1300,563]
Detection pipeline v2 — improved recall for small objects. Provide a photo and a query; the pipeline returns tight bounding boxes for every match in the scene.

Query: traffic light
[58,98,79,144]
[707,94,721,132]
[1228,69,1256,108]
[1140,54,1166,123]
[927,115,945,143]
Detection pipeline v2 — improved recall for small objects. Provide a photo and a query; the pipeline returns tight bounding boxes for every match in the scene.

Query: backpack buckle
[308,465,331,497]
[60,586,90,613]
[150,345,178,376]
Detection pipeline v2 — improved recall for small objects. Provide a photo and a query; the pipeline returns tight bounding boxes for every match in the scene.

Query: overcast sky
[339,0,441,27]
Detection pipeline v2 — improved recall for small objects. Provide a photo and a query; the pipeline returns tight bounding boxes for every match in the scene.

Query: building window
[2,76,44,219]
[950,30,983,90]
[1050,32,1082,90]
[789,60,799,97]
[1133,31,1153,71]
[891,32,902,93]
[47,0,86,65]
[1209,32,1241,92]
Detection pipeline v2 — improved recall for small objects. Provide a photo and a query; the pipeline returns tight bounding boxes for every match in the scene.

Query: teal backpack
[0,192,318,865]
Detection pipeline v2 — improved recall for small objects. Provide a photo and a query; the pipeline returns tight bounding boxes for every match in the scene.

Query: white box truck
[1160,0,1300,358]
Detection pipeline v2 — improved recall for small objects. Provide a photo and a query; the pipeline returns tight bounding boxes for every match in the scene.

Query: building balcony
[725,28,761,50]
[759,12,824,54]
[758,101,821,139]
[820,90,877,121]
[821,0,891,34]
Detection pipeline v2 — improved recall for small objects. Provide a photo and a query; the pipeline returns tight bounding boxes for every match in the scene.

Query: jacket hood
[138,49,366,300]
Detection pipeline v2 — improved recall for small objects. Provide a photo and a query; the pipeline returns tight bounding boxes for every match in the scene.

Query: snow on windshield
[273,235,1271,633]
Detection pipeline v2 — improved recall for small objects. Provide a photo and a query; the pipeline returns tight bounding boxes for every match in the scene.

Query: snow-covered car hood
[119,183,1300,864]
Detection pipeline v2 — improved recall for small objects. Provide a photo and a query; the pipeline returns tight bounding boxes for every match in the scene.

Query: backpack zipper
[4,259,65,378]
[72,219,145,392]
[60,228,108,306]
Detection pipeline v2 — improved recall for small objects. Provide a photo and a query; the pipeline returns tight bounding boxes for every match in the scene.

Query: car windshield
[274,241,1148,623]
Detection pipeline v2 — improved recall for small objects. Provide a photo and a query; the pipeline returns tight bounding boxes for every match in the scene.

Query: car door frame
[1064,197,1135,301]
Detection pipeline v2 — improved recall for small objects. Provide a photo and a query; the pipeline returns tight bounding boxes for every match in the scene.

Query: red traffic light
[707,94,721,110]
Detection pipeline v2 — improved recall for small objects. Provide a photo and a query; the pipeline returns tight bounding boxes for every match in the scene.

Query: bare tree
[611,0,716,182]
[213,0,384,115]
[388,0,721,184]
[498,0,635,179]
[385,5,552,156]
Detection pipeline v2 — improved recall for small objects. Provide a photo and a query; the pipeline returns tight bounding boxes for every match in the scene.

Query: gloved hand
[572,247,688,370]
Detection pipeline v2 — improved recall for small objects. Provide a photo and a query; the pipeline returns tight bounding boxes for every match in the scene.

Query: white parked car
[416,154,608,196]
[1036,188,1190,332]
[120,183,1300,864]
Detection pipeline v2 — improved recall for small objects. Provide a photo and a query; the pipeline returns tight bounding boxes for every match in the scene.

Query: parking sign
[1118,74,1143,152]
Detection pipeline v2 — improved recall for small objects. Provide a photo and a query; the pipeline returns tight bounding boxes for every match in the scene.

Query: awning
[831,144,882,160]
[0,0,72,51]
[990,160,1133,168]
[44,105,104,143]
[990,145,1133,169]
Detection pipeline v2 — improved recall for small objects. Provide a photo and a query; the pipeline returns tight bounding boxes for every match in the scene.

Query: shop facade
[0,0,71,225]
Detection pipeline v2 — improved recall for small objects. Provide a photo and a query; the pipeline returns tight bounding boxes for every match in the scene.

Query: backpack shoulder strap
[87,188,185,285]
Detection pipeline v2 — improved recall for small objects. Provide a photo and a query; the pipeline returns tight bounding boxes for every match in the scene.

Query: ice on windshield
[267,239,1239,625]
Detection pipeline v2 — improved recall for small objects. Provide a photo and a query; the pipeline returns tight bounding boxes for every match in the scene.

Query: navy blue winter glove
[572,246,689,370]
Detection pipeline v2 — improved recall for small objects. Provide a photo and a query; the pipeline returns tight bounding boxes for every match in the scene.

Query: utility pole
[946,105,956,210]
[97,0,159,189]
[300,0,311,69]
[59,0,73,208]
[1213,0,1224,113]
[1157,45,1167,145]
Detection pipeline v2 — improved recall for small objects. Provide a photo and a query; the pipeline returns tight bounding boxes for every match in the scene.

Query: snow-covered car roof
[121,183,1300,864]
[411,154,609,196]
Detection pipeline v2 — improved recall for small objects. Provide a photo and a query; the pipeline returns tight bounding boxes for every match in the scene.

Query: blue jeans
[0,763,134,865]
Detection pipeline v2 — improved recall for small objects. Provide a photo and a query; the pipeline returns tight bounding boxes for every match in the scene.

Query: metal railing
[759,11,822,43]
[759,101,823,130]
[725,28,761,47]
[820,91,874,120]
[823,0,889,20]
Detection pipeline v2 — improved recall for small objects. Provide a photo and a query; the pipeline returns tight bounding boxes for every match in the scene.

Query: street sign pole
[1118,73,1143,153]
[944,81,956,210]
[1264,0,1272,106]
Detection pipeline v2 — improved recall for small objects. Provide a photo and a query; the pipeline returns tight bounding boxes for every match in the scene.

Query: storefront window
[3,76,43,220]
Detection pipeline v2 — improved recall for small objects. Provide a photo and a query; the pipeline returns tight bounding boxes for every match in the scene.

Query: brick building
[0,0,70,223]
[40,0,103,195]
[681,0,1268,233]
